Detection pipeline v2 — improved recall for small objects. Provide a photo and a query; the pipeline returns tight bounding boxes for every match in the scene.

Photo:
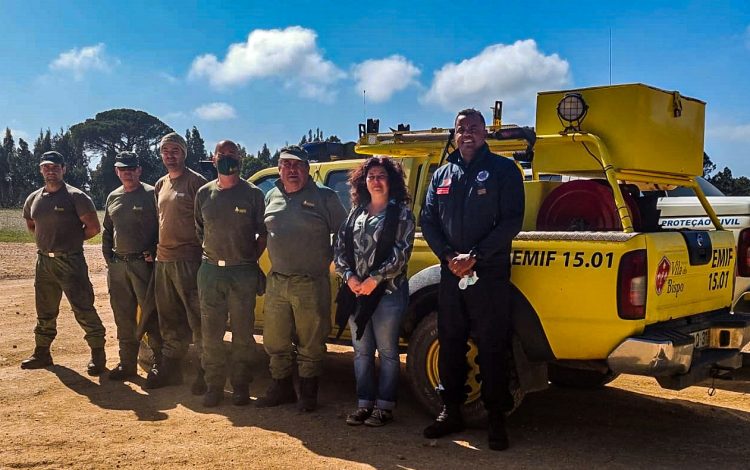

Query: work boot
[87,347,107,376]
[20,346,53,370]
[423,404,465,439]
[203,385,223,407]
[191,366,207,396]
[144,356,183,389]
[487,410,509,451]
[255,376,297,408]
[232,383,250,406]
[108,363,137,381]
[297,376,319,412]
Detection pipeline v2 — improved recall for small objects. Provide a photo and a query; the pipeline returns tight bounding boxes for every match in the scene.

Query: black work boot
[87,347,107,376]
[144,356,183,389]
[203,385,224,407]
[108,363,137,381]
[255,376,297,408]
[20,346,53,370]
[232,383,250,406]
[423,404,465,439]
[487,409,509,451]
[297,376,319,412]
[191,366,207,396]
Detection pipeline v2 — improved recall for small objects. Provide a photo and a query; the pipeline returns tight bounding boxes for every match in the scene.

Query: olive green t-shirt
[264,179,347,277]
[102,183,158,260]
[154,168,206,261]
[195,179,267,264]
[23,183,96,253]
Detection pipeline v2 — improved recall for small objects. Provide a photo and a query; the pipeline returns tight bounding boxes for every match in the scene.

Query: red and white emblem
[655,256,671,295]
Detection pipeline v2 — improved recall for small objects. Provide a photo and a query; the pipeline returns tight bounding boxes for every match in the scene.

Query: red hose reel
[537,180,641,231]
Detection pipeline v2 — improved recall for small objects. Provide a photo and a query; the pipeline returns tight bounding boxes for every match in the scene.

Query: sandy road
[1,242,749,469]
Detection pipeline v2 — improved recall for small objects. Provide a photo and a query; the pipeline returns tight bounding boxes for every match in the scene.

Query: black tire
[547,363,619,388]
[405,311,523,426]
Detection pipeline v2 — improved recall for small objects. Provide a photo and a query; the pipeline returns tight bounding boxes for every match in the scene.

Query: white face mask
[458,271,479,290]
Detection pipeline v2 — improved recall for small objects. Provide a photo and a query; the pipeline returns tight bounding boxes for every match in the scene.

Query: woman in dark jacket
[334,156,415,427]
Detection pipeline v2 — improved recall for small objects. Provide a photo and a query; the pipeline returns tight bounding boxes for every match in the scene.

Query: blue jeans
[348,279,408,410]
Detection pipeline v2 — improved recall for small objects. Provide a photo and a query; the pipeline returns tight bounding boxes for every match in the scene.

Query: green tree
[241,143,274,178]
[703,152,716,178]
[52,129,91,192]
[71,109,173,207]
[185,126,212,180]
[708,167,750,196]
[9,138,39,205]
[1,128,14,206]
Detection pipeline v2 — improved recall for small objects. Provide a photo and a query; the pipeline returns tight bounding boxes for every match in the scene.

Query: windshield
[665,177,725,197]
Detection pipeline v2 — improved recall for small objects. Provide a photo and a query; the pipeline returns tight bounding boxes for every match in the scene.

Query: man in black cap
[256,145,346,411]
[102,151,162,381]
[21,151,107,375]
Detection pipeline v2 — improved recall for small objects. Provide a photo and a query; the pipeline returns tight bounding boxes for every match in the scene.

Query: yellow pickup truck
[250,83,750,423]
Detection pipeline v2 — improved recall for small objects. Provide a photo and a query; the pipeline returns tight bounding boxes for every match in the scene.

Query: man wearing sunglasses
[102,151,162,381]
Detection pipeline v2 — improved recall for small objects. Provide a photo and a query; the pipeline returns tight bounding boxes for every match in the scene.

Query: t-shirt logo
[302,200,316,208]
[54,205,65,212]
[132,206,143,211]
[234,206,247,214]
[176,192,186,198]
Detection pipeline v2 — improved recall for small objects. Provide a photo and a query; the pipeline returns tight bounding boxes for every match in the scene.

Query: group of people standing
[19,108,523,451]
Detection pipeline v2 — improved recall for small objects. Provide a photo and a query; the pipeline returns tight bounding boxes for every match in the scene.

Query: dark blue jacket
[420,144,524,268]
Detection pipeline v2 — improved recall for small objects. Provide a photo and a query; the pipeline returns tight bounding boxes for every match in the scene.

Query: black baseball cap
[40,151,65,166]
[114,151,140,168]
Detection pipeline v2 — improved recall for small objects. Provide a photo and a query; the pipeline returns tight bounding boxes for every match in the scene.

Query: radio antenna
[609,28,612,85]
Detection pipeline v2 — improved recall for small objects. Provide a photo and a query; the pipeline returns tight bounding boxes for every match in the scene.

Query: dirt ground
[1,242,749,469]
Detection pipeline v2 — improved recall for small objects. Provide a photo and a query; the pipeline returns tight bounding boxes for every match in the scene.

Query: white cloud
[158,72,179,84]
[707,123,750,142]
[352,55,421,103]
[189,26,345,101]
[193,102,237,121]
[422,39,570,119]
[49,43,116,80]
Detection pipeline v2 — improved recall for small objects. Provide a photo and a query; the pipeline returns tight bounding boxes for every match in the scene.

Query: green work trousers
[107,258,162,368]
[263,272,331,379]
[154,260,201,360]
[34,252,106,348]
[198,262,259,387]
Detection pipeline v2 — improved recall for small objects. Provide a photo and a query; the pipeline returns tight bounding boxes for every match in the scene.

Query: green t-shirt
[154,168,207,261]
[264,179,347,277]
[195,179,267,264]
[23,183,96,253]
[102,183,159,259]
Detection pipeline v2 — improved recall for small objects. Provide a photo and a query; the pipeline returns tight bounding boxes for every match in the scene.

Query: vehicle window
[665,177,725,197]
[254,175,278,195]
[325,170,352,212]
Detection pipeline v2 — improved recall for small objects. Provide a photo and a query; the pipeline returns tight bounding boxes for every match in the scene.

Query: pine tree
[1,128,14,207]
[10,138,39,205]
[185,126,211,179]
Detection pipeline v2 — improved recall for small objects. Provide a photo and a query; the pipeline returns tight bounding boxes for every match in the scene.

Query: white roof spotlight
[557,92,588,133]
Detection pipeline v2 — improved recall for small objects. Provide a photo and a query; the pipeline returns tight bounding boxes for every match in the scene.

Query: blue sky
[2,0,750,175]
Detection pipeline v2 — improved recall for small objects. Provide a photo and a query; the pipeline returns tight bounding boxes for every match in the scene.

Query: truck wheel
[547,363,619,388]
[406,311,523,426]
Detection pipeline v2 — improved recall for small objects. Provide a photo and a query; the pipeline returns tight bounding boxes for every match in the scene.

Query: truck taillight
[618,250,647,320]
[738,229,750,277]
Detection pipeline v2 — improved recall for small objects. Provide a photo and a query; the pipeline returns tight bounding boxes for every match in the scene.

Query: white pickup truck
[657,176,750,314]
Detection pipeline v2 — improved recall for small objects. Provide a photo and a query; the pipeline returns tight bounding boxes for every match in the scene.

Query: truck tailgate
[645,230,735,324]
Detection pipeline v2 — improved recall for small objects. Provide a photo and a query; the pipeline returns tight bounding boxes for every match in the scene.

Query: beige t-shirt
[23,184,96,253]
[154,168,206,261]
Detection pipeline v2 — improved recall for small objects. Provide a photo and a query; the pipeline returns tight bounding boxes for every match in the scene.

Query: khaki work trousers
[107,258,162,368]
[154,260,201,360]
[263,272,331,379]
[198,262,259,388]
[34,252,105,348]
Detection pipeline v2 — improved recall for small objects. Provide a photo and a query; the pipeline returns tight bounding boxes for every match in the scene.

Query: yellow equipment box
[535,83,705,177]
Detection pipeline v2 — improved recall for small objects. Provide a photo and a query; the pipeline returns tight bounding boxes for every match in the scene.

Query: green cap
[114,151,140,168]
[278,145,309,162]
